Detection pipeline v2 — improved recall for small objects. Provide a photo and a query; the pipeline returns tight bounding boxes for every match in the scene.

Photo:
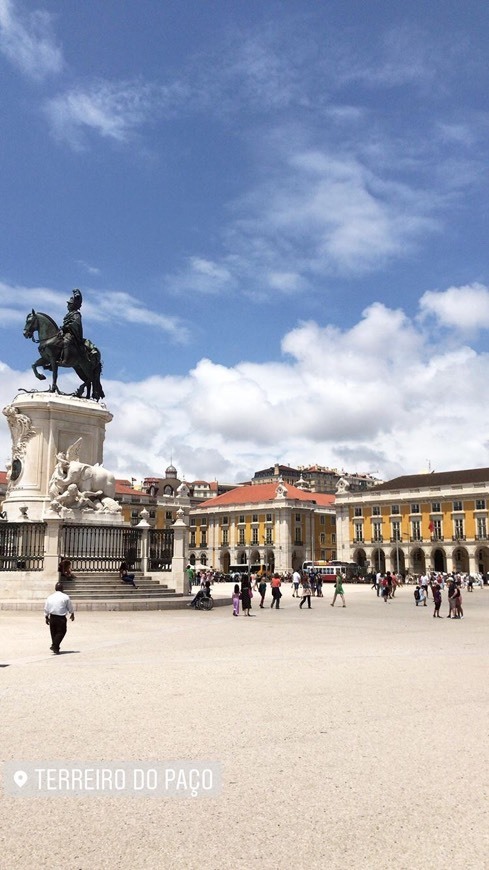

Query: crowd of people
[371,569,484,618]
[184,563,484,618]
[225,568,347,615]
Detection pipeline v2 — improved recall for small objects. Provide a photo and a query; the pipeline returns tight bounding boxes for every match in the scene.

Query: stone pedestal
[2,393,113,522]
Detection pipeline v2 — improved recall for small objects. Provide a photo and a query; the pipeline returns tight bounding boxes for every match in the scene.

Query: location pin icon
[14,770,28,788]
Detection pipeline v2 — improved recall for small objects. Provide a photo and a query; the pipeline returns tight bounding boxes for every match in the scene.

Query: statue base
[2,392,116,522]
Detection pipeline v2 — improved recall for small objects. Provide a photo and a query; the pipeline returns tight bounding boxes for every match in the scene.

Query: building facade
[189,481,335,573]
[335,468,489,576]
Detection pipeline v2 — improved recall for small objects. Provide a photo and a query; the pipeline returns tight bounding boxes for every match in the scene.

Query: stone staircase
[65,572,175,599]
[58,572,184,610]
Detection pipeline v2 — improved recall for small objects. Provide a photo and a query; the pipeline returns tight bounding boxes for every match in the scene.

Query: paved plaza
[1,583,488,870]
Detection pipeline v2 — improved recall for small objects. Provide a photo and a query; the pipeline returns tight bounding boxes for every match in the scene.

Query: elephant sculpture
[60,461,116,500]
[48,438,120,513]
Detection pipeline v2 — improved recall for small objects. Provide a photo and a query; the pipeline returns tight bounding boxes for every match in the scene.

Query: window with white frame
[252,528,259,544]
[372,505,381,516]
[354,507,362,517]
[453,501,463,512]
[454,518,464,539]
[372,521,383,542]
[392,520,401,540]
[354,522,363,542]
[411,503,420,514]
[391,504,400,515]
[265,528,273,544]
[222,528,229,545]
[411,519,421,541]
[432,502,441,513]
[477,517,487,538]
[476,499,486,510]
[238,529,245,545]
[432,519,442,540]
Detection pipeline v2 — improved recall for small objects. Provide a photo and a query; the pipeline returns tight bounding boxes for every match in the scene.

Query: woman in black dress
[240,574,252,617]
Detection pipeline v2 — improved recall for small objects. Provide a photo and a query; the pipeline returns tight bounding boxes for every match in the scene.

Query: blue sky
[1,0,489,483]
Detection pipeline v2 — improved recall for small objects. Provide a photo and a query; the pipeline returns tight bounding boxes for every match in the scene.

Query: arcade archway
[432,548,446,573]
[390,548,405,574]
[475,546,489,573]
[372,549,385,573]
[410,548,426,574]
[353,548,367,567]
[452,547,469,573]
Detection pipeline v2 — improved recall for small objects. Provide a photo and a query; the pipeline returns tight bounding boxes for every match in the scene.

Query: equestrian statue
[23,289,105,401]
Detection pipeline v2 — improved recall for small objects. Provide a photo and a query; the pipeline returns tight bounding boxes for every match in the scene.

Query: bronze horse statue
[23,310,105,401]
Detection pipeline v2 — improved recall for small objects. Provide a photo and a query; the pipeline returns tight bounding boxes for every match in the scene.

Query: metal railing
[0,523,175,574]
[148,528,174,572]
[61,525,143,572]
[0,522,45,571]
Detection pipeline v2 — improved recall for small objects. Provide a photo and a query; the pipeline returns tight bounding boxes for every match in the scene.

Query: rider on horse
[59,289,84,364]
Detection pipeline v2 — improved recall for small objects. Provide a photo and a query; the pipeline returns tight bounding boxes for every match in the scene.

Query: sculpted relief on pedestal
[3,404,36,493]
[48,438,121,515]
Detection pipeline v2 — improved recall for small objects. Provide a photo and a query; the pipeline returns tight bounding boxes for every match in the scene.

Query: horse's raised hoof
[33,372,46,381]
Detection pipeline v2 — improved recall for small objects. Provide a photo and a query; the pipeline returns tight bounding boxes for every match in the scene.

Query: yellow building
[189,481,335,574]
[335,468,489,576]
[115,480,184,529]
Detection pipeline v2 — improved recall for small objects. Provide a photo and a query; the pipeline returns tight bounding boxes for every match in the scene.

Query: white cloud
[43,78,189,149]
[0,0,63,79]
[168,258,236,296]
[3,287,489,482]
[165,141,441,298]
[76,260,101,276]
[0,282,189,343]
[419,283,489,331]
[44,80,156,149]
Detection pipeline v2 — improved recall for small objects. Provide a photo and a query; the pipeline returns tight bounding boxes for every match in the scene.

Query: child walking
[232,583,240,617]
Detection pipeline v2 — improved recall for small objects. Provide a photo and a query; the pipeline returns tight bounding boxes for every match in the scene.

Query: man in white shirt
[292,569,301,597]
[420,573,430,599]
[44,581,75,655]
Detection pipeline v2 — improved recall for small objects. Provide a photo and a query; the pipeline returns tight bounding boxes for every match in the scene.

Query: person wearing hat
[59,289,83,364]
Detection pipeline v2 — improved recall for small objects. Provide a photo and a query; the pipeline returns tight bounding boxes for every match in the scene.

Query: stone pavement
[1,584,488,870]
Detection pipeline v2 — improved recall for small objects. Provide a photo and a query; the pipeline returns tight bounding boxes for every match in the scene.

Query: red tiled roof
[197,482,335,508]
[115,480,153,498]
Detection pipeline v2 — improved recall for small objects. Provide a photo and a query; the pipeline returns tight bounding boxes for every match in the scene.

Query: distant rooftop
[371,468,489,492]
